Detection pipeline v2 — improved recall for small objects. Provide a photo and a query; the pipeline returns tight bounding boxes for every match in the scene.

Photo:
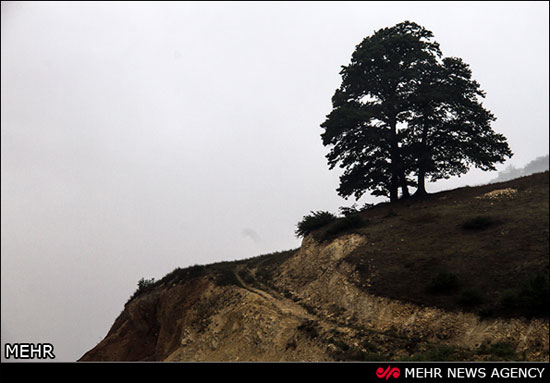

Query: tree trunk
[389,118,399,203]
[400,168,410,198]
[415,168,427,196]
[390,164,398,202]
[414,116,429,197]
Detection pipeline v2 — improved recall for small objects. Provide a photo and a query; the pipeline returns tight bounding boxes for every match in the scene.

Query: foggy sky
[1,2,548,361]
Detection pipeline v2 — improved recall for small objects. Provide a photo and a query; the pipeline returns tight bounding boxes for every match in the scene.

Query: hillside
[79,172,549,361]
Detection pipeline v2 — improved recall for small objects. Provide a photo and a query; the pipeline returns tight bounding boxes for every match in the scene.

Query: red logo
[376,366,400,380]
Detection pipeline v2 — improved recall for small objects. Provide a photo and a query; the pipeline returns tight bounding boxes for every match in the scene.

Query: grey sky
[1,2,548,361]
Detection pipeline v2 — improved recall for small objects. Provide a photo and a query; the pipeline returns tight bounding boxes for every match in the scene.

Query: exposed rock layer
[80,233,548,361]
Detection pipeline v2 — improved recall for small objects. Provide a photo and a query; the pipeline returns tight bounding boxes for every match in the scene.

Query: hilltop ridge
[80,172,549,361]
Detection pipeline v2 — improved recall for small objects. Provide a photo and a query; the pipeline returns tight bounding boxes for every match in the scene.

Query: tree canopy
[321,21,512,202]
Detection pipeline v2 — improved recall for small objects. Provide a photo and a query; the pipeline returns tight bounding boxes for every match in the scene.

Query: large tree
[321,21,441,201]
[321,21,512,202]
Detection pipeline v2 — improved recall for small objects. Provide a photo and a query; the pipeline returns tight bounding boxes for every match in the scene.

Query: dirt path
[233,265,314,320]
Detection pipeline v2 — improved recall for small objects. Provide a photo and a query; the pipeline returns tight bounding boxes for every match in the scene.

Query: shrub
[213,268,241,287]
[158,265,207,285]
[295,211,337,237]
[209,261,242,287]
[459,288,484,307]
[462,216,496,231]
[339,204,360,217]
[498,274,550,317]
[516,274,550,317]
[427,272,460,294]
[487,342,517,359]
[322,214,365,240]
[498,289,519,311]
[338,203,374,217]
[137,277,155,291]
[126,277,156,306]
[328,338,386,361]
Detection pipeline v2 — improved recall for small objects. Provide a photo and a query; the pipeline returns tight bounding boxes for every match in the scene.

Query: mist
[1,2,548,361]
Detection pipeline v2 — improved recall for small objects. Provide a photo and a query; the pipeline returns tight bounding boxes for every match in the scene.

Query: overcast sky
[1,1,548,362]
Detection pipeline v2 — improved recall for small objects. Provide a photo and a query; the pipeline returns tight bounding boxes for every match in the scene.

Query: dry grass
[343,171,549,318]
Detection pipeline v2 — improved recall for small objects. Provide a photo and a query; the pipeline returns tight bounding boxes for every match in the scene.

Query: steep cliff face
[79,268,333,361]
[80,172,549,361]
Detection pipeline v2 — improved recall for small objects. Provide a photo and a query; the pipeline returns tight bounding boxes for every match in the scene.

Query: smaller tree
[406,57,512,195]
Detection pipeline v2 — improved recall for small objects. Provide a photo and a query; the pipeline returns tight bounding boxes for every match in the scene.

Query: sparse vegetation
[138,277,155,290]
[126,277,156,305]
[327,337,385,361]
[210,261,243,287]
[125,261,246,306]
[321,214,365,240]
[248,249,297,285]
[124,265,208,306]
[158,264,208,286]
[427,272,460,294]
[295,211,337,237]
[339,205,360,217]
[295,210,367,241]
[338,203,374,216]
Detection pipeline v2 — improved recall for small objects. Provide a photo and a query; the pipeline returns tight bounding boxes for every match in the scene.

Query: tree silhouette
[406,57,512,195]
[321,21,512,202]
